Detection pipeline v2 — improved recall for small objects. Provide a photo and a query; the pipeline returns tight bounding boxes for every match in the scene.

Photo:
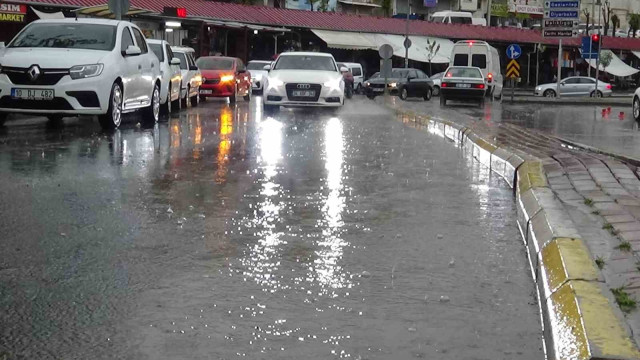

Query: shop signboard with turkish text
[0,3,26,22]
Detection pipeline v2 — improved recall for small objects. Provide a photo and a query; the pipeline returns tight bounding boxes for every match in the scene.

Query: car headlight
[220,74,235,83]
[267,78,284,90]
[535,86,542,91]
[389,82,397,88]
[69,64,104,80]
[323,77,342,92]
[365,81,370,87]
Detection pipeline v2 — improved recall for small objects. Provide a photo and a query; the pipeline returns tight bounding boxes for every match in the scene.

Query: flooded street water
[0,97,542,359]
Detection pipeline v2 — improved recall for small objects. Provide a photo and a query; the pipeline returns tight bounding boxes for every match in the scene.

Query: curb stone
[388,103,640,360]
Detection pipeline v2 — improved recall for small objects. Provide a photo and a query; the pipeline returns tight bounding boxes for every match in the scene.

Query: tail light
[606,84,612,90]
[487,73,493,83]
[441,82,448,88]
[474,84,485,89]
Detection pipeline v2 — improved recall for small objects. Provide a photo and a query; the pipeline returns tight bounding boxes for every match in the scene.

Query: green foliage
[381,0,392,17]
[629,14,640,38]
[616,241,632,252]
[584,198,594,206]
[600,51,613,70]
[595,256,605,269]
[612,287,637,313]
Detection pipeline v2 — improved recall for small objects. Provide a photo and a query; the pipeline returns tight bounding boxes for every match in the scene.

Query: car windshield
[247,62,269,70]
[196,58,234,70]
[431,16,445,23]
[391,69,410,78]
[149,44,164,62]
[445,67,483,78]
[9,23,116,51]
[274,55,336,71]
[174,52,188,70]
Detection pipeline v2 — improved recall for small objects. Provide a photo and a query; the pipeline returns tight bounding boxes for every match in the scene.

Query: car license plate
[11,88,54,100]
[292,90,315,97]
[373,88,384,92]
[200,89,212,95]
[456,83,472,88]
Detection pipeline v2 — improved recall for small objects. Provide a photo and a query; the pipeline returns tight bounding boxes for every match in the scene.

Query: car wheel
[366,93,376,100]
[229,86,237,104]
[191,88,200,107]
[633,96,640,121]
[181,86,190,108]
[590,90,603,98]
[356,83,363,94]
[440,96,447,106]
[433,86,440,96]
[98,82,123,130]
[399,88,409,100]
[0,113,7,126]
[142,83,160,126]
[543,89,556,98]
[199,95,207,102]
[171,84,181,112]
[423,87,432,101]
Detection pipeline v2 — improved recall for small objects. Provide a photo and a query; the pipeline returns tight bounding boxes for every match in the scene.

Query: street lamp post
[487,0,492,26]
[405,0,410,68]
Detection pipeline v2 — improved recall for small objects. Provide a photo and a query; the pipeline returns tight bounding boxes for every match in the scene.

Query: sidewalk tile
[620,231,640,242]
[617,198,640,206]
[548,176,571,185]
[555,190,583,201]
[604,215,636,223]
[612,222,640,232]
[594,202,627,215]
[608,258,638,275]
[551,183,574,191]
[569,174,593,181]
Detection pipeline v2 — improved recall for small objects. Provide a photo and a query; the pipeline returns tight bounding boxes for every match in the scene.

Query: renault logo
[27,65,41,82]
[297,84,311,89]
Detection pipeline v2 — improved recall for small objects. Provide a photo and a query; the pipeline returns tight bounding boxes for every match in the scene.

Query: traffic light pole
[594,2,602,97]
[557,39,562,99]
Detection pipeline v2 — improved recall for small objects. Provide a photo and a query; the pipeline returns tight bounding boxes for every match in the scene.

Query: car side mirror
[170,57,181,66]
[560,82,565,86]
[263,64,272,71]
[123,45,142,57]
[339,66,348,73]
[189,65,198,71]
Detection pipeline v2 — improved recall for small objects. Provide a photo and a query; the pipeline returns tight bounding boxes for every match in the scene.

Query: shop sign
[0,3,26,22]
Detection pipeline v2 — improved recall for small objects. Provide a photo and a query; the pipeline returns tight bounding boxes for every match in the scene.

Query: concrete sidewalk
[383,97,640,360]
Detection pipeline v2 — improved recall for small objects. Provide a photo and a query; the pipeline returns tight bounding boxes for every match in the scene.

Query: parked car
[343,62,364,93]
[148,39,182,114]
[430,11,486,26]
[171,46,202,107]
[430,72,444,96]
[364,68,433,101]
[337,62,354,99]
[196,56,251,103]
[450,40,503,99]
[440,66,487,107]
[263,52,345,112]
[247,60,271,93]
[634,87,640,122]
[0,18,162,129]
[534,77,612,98]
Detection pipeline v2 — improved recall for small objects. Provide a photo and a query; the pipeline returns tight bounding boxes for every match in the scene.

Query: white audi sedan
[0,19,162,129]
[263,52,345,112]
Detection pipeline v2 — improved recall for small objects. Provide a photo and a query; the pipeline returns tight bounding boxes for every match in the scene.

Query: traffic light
[591,34,600,52]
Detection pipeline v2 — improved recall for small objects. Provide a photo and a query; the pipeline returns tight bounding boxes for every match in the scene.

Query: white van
[344,62,364,92]
[449,40,503,99]
[430,11,486,26]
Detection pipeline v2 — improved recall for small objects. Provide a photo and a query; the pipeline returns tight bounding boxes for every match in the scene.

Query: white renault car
[0,18,162,129]
[247,60,270,93]
[263,52,345,112]
[171,46,202,107]
[148,39,182,114]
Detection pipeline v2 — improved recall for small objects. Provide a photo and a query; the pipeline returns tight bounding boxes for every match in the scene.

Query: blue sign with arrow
[507,44,521,60]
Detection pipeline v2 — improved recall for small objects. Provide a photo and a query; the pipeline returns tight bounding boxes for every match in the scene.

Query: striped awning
[73,4,156,18]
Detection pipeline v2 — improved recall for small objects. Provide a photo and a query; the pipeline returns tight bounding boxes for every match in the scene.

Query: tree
[611,14,619,37]
[426,39,440,77]
[381,0,392,17]
[582,9,590,35]
[600,50,613,75]
[602,0,611,36]
[630,14,640,38]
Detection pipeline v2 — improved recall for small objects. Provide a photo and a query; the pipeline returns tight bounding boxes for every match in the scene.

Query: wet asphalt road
[0,97,543,359]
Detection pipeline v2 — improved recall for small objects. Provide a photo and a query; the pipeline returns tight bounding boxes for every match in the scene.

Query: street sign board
[544,19,578,28]
[506,59,520,78]
[403,37,412,49]
[424,0,437,7]
[543,29,577,37]
[506,44,521,60]
[378,44,393,59]
[381,59,392,78]
[543,0,580,38]
[544,1,579,8]
[544,10,579,18]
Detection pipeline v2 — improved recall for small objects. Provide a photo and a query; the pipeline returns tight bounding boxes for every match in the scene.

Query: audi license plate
[11,88,54,100]
[292,90,315,97]
[456,83,472,88]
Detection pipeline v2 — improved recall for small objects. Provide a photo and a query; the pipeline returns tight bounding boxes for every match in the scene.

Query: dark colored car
[196,56,252,103]
[440,66,487,107]
[364,68,433,101]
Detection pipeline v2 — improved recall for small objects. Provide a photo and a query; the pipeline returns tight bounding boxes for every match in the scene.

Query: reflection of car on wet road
[0,19,162,129]
[263,52,345,112]
[247,60,271,93]
[171,46,202,108]
[440,66,487,107]
[364,68,433,101]
[148,39,182,114]
[633,87,640,121]
[534,76,612,98]
[196,56,251,103]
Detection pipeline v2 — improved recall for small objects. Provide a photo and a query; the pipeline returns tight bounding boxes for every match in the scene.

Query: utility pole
[557,39,562,99]
[588,0,596,77]
[594,0,602,96]
[405,0,410,68]
[487,0,492,27]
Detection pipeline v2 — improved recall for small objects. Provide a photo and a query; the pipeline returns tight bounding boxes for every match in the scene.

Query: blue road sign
[580,36,599,59]
[545,10,579,18]
[507,44,521,60]
[545,1,580,8]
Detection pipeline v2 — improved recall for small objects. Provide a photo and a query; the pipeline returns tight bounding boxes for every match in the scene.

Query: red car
[196,56,252,103]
